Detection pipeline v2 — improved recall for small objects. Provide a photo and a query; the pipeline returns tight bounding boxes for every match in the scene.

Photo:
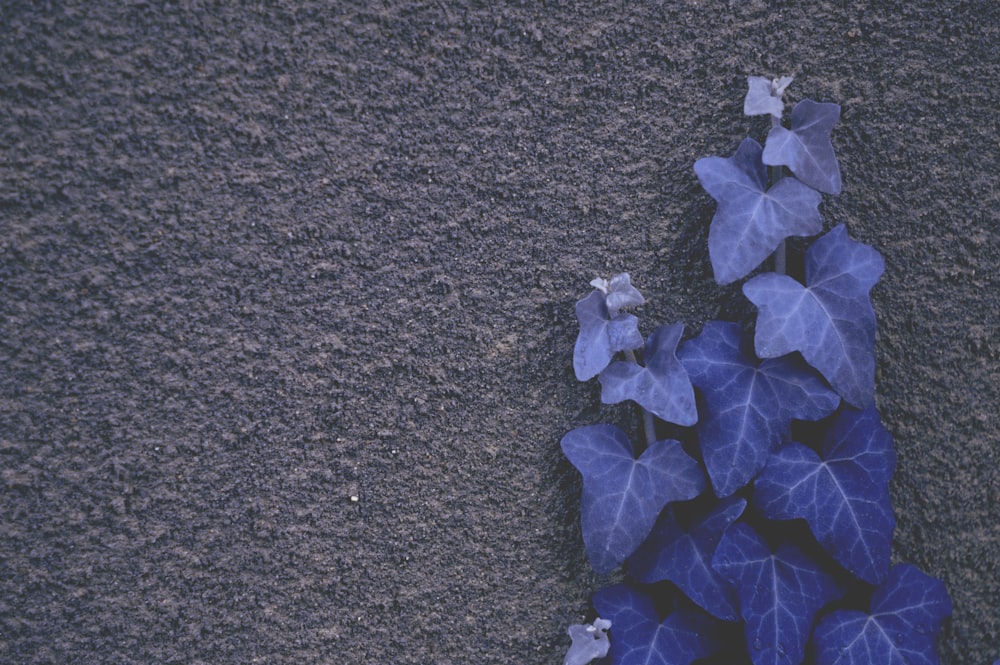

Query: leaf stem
[773,239,787,276]
[624,349,657,448]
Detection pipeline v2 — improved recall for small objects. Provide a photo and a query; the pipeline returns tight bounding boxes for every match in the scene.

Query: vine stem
[768,113,790,445]
[769,113,787,275]
[624,349,657,448]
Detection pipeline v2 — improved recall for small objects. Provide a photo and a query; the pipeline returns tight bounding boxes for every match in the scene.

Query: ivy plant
[561,76,951,665]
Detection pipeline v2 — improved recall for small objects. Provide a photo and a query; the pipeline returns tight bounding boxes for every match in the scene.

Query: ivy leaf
[814,564,952,665]
[678,321,840,496]
[743,224,885,407]
[754,405,896,584]
[564,618,611,665]
[712,523,841,665]
[561,424,706,575]
[599,323,698,426]
[592,584,722,665]
[762,99,842,194]
[590,272,645,317]
[574,290,644,381]
[628,496,747,622]
[743,75,793,119]
[694,137,822,285]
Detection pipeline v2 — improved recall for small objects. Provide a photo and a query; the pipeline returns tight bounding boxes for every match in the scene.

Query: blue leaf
[564,618,611,665]
[591,272,646,317]
[561,425,706,575]
[814,564,952,665]
[762,99,842,194]
[628,496,747,621]
[743,75,793,119]
[754,405,896,583]
[574,290,645,381]
[743,225,885,407]
[678,321,840,496]
[592,584,722,665]
[600,323,698,426]
[712,523,841,665]
[694,138,822,285]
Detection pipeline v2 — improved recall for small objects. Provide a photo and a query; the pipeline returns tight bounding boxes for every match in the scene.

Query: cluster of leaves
[562,77,951,665]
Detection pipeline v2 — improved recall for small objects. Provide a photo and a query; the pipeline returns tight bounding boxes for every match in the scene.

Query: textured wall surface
[1,1,997,663]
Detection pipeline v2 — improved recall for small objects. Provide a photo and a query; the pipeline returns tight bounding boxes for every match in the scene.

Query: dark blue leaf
[743,75,793,119]
[694,138,822,285]
[712,523,841,665]
[628,496,746,621]
[592,584,722,665]
[600,323,698,426]
[561,424,706,575]
[754,405,896,583]
[814,564,952,665]
[743,225,885,407]
[762,99,842,194]
[678,321,840,496]
[574,290,645,381]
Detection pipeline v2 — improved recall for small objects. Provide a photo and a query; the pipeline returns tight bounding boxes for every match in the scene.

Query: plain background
[1,1,997,663]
